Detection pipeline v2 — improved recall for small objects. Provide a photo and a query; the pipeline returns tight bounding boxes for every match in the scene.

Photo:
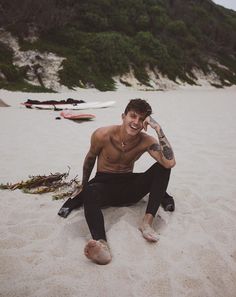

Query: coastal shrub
[59,54,89,89]
[1,0,236,91]
[166,20,188,37]
[0,64,22,82]
[86,32,132,75]
[134,32,168,61]
[0,42,14,63]
[133,65,151,86]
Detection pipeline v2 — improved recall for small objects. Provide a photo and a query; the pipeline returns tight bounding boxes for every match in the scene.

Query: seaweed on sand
[0,168,81,200]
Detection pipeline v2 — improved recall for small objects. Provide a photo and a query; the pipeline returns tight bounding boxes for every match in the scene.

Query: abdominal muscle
[96,145,144,173]
[97,160,134,173]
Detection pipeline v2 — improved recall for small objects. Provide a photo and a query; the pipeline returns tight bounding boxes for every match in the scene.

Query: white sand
[0,86,236,297]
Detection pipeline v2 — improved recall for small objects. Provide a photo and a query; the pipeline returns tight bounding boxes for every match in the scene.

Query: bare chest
[99,137,146,165]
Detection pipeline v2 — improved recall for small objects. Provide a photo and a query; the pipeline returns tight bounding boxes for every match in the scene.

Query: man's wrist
[156,127,165,139]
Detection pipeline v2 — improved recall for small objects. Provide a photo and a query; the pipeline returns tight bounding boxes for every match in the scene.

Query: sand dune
[0,98,10,107]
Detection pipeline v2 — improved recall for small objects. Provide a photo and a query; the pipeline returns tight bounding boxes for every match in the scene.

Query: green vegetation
[0,41,55,92]
[0,0,236,91]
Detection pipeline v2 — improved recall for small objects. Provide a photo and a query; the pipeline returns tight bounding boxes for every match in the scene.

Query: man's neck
[119,126,139,145]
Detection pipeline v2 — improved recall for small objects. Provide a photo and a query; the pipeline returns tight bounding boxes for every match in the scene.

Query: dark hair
[124,98,152,117]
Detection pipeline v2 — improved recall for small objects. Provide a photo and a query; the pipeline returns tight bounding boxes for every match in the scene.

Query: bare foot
[139,224,159,243]
[84,239,112,265]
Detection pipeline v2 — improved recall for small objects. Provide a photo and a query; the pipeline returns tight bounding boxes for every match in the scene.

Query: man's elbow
[164,159,176,169]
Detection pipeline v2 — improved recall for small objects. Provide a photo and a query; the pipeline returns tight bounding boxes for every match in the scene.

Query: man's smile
[130,124,139,130]
[128,124,142,133]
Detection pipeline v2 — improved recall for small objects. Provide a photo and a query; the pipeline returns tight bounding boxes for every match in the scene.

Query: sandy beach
[0,86,236,297]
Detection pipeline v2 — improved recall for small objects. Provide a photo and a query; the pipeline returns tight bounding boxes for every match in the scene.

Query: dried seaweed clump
[0,170,81,200]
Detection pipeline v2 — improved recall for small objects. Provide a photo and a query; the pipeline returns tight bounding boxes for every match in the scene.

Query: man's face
[122,110,146,136]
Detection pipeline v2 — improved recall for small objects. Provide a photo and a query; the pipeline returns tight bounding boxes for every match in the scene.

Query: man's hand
[143,116,160,131]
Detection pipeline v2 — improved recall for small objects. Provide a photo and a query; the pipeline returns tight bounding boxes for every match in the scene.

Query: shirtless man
[58,99,176,265]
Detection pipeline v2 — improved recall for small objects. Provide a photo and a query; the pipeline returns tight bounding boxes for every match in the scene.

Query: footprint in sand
[8,224,55,240]
[0,255,23,275]
[196,248,235,296]
[0,236,28,249]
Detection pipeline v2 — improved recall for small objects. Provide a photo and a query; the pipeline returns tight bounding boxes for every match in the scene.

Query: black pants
[79,162,171,241]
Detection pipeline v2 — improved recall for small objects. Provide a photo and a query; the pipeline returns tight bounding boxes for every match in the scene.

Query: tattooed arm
[82,151,97,186]
[144,116,176,169]
[82,129,103,186]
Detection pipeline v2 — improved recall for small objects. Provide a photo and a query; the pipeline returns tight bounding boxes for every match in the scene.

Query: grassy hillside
[1,0,236,91]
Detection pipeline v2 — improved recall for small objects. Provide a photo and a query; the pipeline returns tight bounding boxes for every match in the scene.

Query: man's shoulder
[93,125,118,138]
[140,131,155,141]
[140,132,158,147]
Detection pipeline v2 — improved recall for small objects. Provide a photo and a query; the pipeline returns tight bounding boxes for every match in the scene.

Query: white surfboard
[27,101,115,110]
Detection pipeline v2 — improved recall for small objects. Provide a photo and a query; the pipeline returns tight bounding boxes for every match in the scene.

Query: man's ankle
[143,213,154,226]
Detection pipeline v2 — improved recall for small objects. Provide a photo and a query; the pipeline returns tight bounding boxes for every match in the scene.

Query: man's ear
[121,113,125,119]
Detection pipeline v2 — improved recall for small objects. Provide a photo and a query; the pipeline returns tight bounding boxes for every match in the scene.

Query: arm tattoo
[82,155,96,186]
[160,140,174,160]
[154,126,174,161]
[158,128,165,138]
[160,140,166,146]
[163,146,174,160]
[149,143,161,151]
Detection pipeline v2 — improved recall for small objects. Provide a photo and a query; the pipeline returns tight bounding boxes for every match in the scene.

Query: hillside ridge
[0,0,236,91]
